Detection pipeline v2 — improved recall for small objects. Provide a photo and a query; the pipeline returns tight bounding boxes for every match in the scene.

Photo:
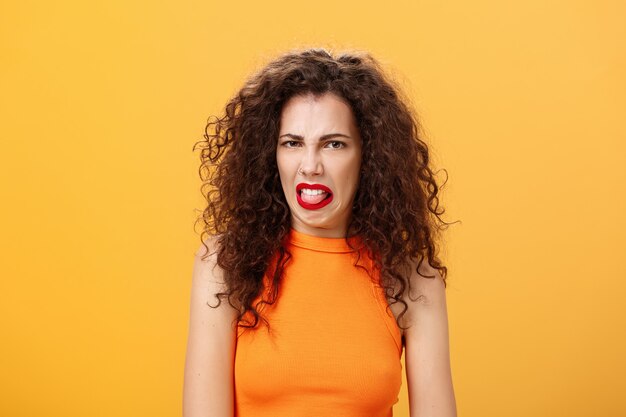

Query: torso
[234,228,403,416]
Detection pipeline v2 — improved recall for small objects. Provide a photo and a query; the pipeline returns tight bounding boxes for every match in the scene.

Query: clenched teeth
[301,188,327,195]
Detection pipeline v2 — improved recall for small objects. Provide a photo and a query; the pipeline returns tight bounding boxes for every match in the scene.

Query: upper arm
[183,238,239,417]
[402,259,457,417]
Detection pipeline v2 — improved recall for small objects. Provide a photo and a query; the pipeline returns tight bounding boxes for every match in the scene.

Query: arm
[403,259,457,417]
[183,239,239,417]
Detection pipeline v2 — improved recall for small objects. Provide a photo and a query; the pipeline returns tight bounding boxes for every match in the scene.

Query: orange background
[1,1,625,416]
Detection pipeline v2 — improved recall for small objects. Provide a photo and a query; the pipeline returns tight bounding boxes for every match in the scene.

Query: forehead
[279,93,359,136]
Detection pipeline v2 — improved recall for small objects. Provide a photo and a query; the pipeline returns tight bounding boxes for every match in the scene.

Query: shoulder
[193,234,223,276]
[194,234,219,261]
[193,236,220,280]
[398,256,448,327]
[191,234,236,311]
[406,257,446,299]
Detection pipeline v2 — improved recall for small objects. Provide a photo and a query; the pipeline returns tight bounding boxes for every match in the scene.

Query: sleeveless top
[233,228,404,417]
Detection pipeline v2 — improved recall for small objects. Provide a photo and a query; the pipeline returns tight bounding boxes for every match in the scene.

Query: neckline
[287,227,363,253]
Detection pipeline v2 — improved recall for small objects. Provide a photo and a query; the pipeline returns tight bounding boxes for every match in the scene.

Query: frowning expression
[276,92,362,238]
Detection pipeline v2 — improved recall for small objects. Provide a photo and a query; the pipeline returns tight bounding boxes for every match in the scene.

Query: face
[276,92,362,238]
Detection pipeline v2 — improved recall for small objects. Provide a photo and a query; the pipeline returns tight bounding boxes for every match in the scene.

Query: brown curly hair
[193,48,454,334]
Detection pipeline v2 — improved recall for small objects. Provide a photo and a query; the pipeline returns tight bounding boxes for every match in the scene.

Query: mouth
[296,183,333,210]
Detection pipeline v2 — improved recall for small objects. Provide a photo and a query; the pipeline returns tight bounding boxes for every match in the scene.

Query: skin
[276,92,362,238]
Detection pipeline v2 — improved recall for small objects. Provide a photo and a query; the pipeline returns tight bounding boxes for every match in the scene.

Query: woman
[184,48,457,417]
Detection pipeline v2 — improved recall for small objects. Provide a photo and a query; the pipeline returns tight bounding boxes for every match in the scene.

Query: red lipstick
[296,183,333,210]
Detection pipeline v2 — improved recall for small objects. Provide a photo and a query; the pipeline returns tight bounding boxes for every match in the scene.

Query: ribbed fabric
[234,228,403,417]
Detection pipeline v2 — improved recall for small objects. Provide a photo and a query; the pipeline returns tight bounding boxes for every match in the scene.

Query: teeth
[301,188,326,195]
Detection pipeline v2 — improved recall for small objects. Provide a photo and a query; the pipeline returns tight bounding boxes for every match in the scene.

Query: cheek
[351,159,362,192]
[345,155,362,181]
[337,157,361,195]
[276,154,295,186]
[276,154,287,176]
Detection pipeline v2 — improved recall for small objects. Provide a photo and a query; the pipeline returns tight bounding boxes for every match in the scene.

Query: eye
[282,140,302,148]
[325,141,345,149]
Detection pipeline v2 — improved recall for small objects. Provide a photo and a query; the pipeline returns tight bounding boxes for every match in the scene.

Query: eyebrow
[278,133,352,141]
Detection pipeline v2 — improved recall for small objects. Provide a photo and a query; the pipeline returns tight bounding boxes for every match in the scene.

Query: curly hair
[193,48,454,334]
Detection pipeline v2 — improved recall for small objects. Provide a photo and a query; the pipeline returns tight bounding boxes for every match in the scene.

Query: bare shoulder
[193,235,221,285]
[386,256,448,334]
[403,256,447,305]
[392,256,448,330]
[190,234,238,314]
[194,234,219,264]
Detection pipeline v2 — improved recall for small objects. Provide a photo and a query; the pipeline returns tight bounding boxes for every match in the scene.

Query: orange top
[234,228,403,417]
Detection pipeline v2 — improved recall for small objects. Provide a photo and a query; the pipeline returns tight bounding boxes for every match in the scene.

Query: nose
[298,147,323,177]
